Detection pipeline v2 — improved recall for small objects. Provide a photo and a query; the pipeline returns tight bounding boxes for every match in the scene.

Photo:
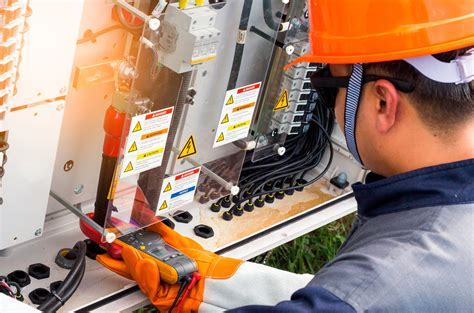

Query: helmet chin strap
[344,63,365,166]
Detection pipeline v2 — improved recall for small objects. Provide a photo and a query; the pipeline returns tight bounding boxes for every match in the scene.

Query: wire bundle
[37,241,87,312]
[215,91,335,219]
[0,277,23,302]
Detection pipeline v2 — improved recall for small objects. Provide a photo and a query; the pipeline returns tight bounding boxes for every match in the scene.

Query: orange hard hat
[290,0,474,65]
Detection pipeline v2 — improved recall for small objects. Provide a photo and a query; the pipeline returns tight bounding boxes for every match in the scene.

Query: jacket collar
[353,159,474,217]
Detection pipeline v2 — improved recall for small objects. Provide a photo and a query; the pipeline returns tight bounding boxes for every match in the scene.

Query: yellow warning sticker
[273,89,289,111]
[163,182,172,193]
[137,148,164,160]
[221,113,229,124]
[214,82,261,148]
[177,135,197,160]
[128,141,138,153]
[132,121,142,132]
[121,107,174,179]
[228,120,250,131]
[226,95,234,105]
[124,161,134,173]
[159,200,168,210]
[216,132,225,142]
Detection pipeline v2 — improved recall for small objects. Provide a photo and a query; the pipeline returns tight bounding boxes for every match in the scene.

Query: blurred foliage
[251,214,355,274]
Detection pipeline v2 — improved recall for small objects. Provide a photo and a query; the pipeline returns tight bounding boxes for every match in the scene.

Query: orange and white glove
[97,222,313,312]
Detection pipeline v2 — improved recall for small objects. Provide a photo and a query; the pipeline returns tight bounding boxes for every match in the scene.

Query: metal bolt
[74,184,84,195]
[59,86,67,95]
[285,45,295,55]
[149,18,161,31]
[63,160,74,172]
[34,229,42,236]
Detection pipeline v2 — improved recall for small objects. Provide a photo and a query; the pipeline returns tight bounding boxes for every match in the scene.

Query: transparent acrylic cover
[102,0,283,239]
[251,1,311,161]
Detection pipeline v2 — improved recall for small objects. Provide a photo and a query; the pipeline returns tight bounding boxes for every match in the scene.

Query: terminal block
[158,3,221,73]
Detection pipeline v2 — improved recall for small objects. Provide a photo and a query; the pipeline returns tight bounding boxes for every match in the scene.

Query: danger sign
[121,107,174,178]
[156,167,201,215]
[214,82,261,148]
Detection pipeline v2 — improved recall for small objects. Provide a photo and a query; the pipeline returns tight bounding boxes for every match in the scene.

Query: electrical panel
[0,0,363,256]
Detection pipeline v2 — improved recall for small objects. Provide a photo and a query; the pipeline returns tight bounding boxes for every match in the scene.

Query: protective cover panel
[102,1,283,239]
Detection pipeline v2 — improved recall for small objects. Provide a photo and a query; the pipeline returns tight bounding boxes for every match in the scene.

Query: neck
[388,121,474,176]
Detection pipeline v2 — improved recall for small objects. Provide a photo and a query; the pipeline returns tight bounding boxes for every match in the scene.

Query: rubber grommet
[28,263,50,280]
[158,217,175,230]
[7,270,30,287]
[233,206,244,216]
[29,288,51,305]
[275,191,285,199]
[244,202,254,212]
[254,197,265,207]
[84,239,106,260]
[221,196,232,208]
[265,194,275,203]
[194,224,214,239]
[172,210,193,224]
[55,248,78,269]
[222,210,233,221]
[210,202,221,213]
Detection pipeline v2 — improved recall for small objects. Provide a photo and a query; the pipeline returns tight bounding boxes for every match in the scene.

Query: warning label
[213,82,261,148]
[157,167,201,215]
[120,107,174,178]
[177,135,198,160]
[273,89,289,111]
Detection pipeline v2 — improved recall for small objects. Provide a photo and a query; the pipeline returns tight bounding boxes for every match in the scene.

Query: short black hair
[365,47,474,133]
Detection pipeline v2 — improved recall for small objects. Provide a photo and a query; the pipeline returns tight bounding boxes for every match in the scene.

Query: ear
[371,80,400,134]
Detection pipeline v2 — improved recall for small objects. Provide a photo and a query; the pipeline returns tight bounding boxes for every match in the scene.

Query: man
[98,1,474,312]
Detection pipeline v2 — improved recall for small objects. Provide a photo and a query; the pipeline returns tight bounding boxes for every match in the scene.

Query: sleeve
[198,262,314,312]
[226,286,356,313]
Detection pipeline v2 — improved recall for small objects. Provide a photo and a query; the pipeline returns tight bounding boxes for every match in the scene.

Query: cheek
[335,89,346,130]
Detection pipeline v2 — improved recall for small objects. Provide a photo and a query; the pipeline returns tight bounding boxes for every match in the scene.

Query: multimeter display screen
[149,245,176,258]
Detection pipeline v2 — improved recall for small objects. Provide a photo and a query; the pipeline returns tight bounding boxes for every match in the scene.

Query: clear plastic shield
[251,1,315,161]
[102,0,284,239]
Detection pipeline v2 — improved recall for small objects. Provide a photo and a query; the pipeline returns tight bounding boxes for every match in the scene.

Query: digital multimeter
[119,230,198,284]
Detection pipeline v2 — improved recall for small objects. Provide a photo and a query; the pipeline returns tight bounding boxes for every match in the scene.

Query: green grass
[134,214,355,312]
[251,214,355,274]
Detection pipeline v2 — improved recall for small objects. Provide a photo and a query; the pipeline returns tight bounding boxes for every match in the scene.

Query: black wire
[38,241,87,311]
[169,277,191,313]
[232,113,334,209]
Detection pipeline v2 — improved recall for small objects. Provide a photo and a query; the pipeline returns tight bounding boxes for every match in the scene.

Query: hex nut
[7,270,30,287]
[172,210,193,224]
[194,224,214,239]
[28,263,50,280]
[29,288,51,305]
[49,280,63,293]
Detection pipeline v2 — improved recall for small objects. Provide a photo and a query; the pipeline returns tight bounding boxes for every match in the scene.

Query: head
[329,47,474,176]
[291,0,474,176]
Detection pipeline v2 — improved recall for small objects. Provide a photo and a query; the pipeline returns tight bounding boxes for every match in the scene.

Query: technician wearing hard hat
[98,1,474,312]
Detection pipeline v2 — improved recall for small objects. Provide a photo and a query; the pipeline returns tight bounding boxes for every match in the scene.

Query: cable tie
[51,290,64,305]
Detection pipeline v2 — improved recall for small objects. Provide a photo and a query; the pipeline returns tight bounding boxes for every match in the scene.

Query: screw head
[74,184,84,195]
[34,228,42,236]
[149,18,161,31]
[285,45,295,55]
[63,160,74,172]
